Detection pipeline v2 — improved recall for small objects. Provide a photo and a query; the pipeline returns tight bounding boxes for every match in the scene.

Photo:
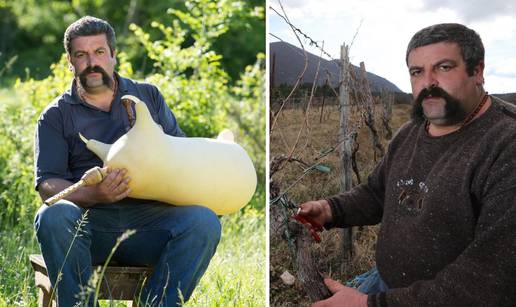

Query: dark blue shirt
[34,73,185,190]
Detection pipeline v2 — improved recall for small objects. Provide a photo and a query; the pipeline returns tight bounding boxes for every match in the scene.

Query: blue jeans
[347,267,389,294]
[34,199,221,306]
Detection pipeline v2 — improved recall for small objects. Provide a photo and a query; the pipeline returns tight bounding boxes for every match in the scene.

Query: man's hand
[312,278,368,307]
[91,168,131,204]
[38,167,131,207]
[297,199,333,227]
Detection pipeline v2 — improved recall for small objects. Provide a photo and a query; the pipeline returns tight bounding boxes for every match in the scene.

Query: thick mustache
[411,85,467,124]
[415,86,450,104]
[78,65,113,89]
[80,66,108,77]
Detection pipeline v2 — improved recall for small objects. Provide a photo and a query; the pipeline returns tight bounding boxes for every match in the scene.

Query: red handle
[293,214,323,243]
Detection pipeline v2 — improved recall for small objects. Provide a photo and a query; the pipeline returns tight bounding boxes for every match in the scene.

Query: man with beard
[299,23,516,306]
[33,16,221,306]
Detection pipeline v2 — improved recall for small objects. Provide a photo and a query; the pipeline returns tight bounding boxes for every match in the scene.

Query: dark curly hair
[64,16,116,56]
[406,23,484,76]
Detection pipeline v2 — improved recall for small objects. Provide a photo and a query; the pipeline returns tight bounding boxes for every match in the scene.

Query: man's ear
[473,60,485,85]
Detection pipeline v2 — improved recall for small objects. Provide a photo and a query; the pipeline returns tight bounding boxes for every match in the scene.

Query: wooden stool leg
[37,286,45,307]
[37,285,54,307]
[31,254,151,306]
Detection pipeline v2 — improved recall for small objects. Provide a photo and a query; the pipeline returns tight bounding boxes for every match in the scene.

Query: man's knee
[34,200,85,238]
[186,206,222,245]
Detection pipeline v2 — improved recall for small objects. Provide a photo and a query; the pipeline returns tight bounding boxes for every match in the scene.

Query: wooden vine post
[339,44,352,192]
[359,62,385,160]
[380,89,394,139]
[339,44,355,256]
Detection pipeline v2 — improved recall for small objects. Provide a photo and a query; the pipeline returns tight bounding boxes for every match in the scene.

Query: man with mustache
[33,16,221,306]
[299,23,516,306]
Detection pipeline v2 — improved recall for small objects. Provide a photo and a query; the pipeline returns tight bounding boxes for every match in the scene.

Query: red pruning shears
[293,210,323,243]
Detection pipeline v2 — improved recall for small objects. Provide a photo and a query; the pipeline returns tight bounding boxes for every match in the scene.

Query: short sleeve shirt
[34,73,185,190]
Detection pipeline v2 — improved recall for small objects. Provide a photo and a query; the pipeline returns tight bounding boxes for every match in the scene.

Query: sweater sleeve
[324,122,416,228]
[370,136,516,306]
[326,155,386,228]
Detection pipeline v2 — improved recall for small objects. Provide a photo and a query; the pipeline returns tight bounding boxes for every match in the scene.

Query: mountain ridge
[270,41,403,93]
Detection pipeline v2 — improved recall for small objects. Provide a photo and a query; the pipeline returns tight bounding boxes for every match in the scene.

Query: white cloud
[270,0,516,93]
[419,0,516,22]
[485,76,516,94]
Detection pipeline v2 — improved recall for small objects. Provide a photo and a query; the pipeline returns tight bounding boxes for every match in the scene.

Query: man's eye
[76,53,84,58]
[97,50,105,55]
[410,70,421,77]
[439,65,452,71]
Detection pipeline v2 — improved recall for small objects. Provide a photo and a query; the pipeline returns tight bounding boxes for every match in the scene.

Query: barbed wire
[269,4,339,63]
[270,136,346,205]
[349,18,364,50]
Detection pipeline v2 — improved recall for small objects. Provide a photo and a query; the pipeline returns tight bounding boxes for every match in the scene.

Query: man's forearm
[38,178,98,207]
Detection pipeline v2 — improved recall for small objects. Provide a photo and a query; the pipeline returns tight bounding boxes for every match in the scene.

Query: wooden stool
[30,254,153,307]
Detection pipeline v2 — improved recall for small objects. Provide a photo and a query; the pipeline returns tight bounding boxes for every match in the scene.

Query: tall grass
[0,225,39,307]
[0,207,265,306]
[187,209,265,306]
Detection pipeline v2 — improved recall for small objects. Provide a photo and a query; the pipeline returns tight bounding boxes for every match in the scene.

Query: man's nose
[422,71,438,89]
[86,54,99,67]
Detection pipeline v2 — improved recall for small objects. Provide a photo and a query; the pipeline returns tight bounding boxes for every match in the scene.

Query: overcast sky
[269,0,516,94]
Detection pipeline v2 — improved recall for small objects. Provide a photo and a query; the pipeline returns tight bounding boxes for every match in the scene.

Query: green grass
[0,207,265,306]
[186,209,265,306]
[0,226,39,307]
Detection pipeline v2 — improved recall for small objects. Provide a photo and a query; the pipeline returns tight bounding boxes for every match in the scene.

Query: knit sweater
[326,97,516,306]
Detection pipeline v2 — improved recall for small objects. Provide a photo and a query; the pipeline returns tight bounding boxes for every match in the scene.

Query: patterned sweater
[326,97,516,306]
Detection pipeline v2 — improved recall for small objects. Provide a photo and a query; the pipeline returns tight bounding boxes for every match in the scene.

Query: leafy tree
[0,0,264,84]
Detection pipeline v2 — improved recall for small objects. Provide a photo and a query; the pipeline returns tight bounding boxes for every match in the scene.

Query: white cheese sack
[80,95,257,215]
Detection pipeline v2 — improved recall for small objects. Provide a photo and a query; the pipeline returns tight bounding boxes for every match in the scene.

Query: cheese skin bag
[80,95,257,215]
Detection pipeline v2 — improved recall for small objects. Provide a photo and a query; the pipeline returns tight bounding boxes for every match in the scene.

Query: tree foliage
[0,0,264,83]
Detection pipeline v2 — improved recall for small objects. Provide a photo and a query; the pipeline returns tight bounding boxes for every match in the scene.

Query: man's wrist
[73,185,98,207]
[367,292,388,307]
[320,199,333,224]
[358,293,368,306]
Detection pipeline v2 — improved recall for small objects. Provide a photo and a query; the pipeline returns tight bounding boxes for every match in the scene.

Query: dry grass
[270,99,411,305]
